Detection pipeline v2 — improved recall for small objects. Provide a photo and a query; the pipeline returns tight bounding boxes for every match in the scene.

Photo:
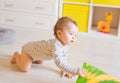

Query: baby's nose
[72,36,76,39]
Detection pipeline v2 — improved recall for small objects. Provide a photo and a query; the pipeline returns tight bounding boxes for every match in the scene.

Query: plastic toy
[97,12,113,34]
[76,62,120,83]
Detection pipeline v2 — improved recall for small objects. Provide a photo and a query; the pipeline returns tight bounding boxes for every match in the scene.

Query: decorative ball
[0,28,16,44]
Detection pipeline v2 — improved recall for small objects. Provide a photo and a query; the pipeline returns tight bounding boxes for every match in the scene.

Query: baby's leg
[11,51,32,72]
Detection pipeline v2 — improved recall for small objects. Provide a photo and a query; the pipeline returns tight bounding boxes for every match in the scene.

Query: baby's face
[58,23,78,45]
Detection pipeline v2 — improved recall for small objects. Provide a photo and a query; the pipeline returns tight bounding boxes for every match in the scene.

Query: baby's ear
[56,30,62,36]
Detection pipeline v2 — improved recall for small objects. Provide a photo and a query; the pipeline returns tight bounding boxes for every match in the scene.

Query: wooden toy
[76,62,120,83]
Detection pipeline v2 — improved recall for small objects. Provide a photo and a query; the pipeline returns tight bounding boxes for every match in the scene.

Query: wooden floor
[0,28,120,83]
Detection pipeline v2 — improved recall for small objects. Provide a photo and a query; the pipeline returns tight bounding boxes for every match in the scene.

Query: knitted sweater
[22,39,78,75]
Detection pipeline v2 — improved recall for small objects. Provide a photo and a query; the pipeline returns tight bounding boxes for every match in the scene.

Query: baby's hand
[61,71,73,78]
[64,73,73,78]
[77,67,86,77]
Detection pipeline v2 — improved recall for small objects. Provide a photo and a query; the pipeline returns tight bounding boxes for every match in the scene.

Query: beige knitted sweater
[22,39,78,75]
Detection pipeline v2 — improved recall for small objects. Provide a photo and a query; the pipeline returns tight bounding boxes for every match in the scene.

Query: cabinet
[63,4,89,32]
[0,0,59,30]
[0,0,1,23]
[0,0,2,9]
[62,0,90,32]
[93,0,120,6]
[60,0,120,39]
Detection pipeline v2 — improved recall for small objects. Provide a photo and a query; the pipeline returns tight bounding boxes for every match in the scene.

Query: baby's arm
[76,67,86,77]
[54,55,78,76]
[53,43,86,77]
[54,54,86,78]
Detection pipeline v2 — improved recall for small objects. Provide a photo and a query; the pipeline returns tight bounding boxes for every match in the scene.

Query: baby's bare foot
[10,52,18,64]
[11,58,16,64]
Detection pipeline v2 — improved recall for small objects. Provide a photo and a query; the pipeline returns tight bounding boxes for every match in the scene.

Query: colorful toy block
[76,62,120,83]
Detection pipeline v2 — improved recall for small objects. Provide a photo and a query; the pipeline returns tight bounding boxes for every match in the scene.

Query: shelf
[63,4,89,32]
[63,2,90,6]
[60,0,120,39]
[90,6,120,38]
[92,0,120,6]
[91,26,118,37]
[92,4,120,8]
[64,0,90,3]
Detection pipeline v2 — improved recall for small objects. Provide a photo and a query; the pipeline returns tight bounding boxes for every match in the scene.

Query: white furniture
[89,1,120,39]
[59,0,120,39]
[0,0,59,30]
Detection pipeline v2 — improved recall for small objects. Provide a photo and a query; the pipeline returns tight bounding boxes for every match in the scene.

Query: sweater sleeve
[53,43,78,75]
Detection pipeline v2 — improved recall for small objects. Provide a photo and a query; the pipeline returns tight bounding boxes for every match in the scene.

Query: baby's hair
[54,17,78,38]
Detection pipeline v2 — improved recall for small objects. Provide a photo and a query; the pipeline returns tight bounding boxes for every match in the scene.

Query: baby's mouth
[70,40,74,43]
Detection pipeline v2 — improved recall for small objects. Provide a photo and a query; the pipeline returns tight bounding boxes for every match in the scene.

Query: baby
[11,17,86,78]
